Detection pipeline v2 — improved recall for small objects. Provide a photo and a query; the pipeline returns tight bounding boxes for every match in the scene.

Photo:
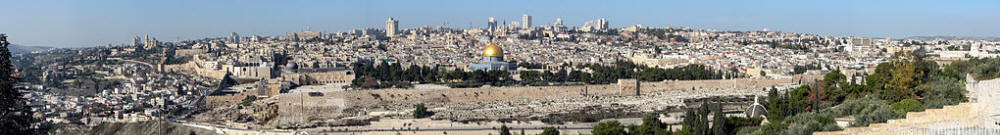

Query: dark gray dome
[745,96,767,118]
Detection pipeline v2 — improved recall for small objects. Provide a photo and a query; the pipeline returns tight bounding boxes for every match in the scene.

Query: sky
[2,0,999,48]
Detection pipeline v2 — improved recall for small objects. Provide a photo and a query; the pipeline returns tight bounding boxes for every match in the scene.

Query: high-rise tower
[488,17,497,32]
[522,14,532,29]
[554,17,564,31]
[598,18,608,30]
[229,32,240,44]
[386,17,398,37]
[554,17,563,27]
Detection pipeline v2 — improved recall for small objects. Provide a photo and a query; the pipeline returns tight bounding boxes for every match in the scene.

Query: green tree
[711,104,727,135]
[635,115,670,135]
[721,117,762,135]
[828,98,899,127]
[890,99,925,116]
[754,121,787,135]
[519,71,543,82]
[540,127,560,135]
[499,125,512,135]
[885,61,917,102]
[412,103,429,118]
[823,70,847,86]
[781,112,840,135]
[765,87,791,122]
[0,34,36,134]
[679,102,712,135]
[788,85,810,113]
[919,76,967,108]
[823,70,848,102]
[592,121,627,135]
[882,51,932,102]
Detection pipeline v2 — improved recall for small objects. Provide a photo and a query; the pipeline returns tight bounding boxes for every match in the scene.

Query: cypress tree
[0,34,36,134]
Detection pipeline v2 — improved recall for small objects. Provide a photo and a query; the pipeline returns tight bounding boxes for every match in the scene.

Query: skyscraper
[132,36,142,47]
[229,32,240,44]
[554,17,563,27]
[386,17,398,37]
[251,35,261,42]
[143,33,158,49]
[598,18,608,30]
[554,17,564,31]
[488,17,497,32]
[522,14,532,29]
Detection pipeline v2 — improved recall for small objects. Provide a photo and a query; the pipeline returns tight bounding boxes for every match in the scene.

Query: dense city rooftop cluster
[9,15,1000,134]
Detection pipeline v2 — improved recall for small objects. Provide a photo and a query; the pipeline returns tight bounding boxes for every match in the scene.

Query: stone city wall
[163,61,228,80]
[204,90,258,107]
[333,74,819,108]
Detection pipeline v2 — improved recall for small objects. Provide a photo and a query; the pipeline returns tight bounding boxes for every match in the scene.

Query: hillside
[905,36,1000,41]
[9,44,53,54]
[86,121,216,135]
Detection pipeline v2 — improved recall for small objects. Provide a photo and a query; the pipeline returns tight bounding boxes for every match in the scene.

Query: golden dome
[482,43,504,57]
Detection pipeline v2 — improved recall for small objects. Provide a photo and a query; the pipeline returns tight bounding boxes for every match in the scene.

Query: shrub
[890,99,926,116]
[633,115,672,135]
[722,117,762,135]
[919,76,967,108]
[851,105,897,127]
[820,98,900,127]
[498,125,511,135]
[240,95,256,106]
[540,127,559,135]
[782,112,840,135]
[412,103,429,118]
[592,121,626,135]
[753,121,787,135]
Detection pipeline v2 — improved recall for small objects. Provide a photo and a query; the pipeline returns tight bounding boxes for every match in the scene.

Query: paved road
[172,120,304,135]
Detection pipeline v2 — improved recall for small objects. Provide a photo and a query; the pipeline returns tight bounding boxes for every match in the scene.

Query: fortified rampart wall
[333,74,819,107]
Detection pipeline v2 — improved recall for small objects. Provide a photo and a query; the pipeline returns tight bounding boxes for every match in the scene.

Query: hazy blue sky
[2,0,999,47]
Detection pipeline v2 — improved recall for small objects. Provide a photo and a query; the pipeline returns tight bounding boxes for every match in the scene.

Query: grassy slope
[87,121,216,135]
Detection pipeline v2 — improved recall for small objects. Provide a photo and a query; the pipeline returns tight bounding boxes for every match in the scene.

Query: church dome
[482,43,504,57]
[744,96,767,118]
